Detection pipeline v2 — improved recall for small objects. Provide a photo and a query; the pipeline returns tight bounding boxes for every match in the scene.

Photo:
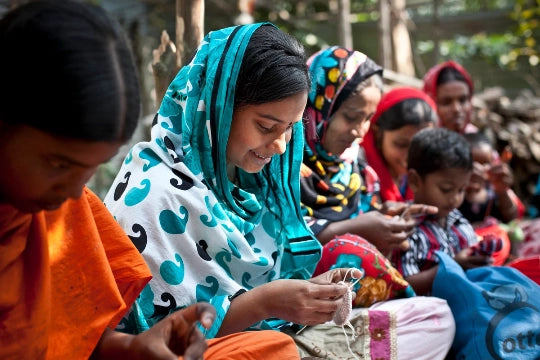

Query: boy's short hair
[408,127,472,177]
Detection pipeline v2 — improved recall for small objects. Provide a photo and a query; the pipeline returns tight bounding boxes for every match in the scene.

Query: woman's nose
[269,132,287,155]
[451,100,462,112]
[61,169,95,199]
[351,125,362,137]
[351,122,370,138]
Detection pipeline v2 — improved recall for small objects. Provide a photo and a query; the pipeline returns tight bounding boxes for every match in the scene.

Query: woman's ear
[372,123,383,149]
[372,123,380,138]
[407,169,420,193]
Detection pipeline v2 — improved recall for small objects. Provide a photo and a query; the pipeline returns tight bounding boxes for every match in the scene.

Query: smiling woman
[103,22,369,357]
[227,92,307,174]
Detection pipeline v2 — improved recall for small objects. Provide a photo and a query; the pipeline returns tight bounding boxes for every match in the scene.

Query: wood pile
[472,87,540,211]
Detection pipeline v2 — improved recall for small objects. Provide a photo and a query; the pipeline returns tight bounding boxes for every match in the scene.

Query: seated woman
[362,87,437,203]
[105,28,455,360]
[301,48,435,255]
[422,60,477,133]
[0,2,299,359]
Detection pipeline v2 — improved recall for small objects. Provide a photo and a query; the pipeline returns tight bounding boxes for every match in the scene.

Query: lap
[286,297,454,360]
[205,330,301,360]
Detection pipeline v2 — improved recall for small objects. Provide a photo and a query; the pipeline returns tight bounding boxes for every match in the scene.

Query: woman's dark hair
[234,25,310,108]
[437,66,467,87]
[377,98,437,131]
[234,25,310,234]
[408,127,472,177]
[0,0,140,142]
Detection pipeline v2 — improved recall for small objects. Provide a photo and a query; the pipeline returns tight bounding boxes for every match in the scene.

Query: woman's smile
[251,150,272,165]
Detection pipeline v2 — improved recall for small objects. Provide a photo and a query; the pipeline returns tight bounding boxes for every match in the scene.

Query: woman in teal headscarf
[104,23,359,340]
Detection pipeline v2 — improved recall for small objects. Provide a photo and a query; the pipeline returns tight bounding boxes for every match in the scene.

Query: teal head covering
[159,23,305,235]
[105,23,321,337]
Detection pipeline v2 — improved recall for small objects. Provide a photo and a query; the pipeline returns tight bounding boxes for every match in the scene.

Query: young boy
[391,127,494,295]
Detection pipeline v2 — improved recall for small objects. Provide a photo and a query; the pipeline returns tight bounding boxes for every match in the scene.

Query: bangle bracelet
[228,288,247,302]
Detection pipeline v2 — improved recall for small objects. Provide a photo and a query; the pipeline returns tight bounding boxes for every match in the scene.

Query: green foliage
[507,0,539,68]
[416,0,538,74]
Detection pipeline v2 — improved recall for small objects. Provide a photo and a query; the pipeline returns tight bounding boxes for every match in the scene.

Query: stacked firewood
[472,87,540,211]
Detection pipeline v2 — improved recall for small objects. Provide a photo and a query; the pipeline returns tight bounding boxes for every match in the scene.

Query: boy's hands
[454,248,492,270]
[381,201,438,220]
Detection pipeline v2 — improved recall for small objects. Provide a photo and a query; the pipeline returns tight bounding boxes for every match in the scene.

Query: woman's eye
[345,114,357,122]
[49,160,70,170]
[258,123,272,133]
[394,142,409,149]
[438,99,452,106]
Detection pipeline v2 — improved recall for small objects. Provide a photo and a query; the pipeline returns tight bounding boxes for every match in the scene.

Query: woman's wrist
[90,328,133,359]
[219,283,274,336]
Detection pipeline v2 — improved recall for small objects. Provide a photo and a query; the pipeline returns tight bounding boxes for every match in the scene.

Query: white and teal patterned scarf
[104,23,321,338]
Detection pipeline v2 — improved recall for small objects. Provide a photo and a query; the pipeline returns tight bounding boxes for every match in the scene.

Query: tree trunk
[337,0,352,49]
[378,0,392,71]
[432,0,441,66]
[236,0,255,25]
[152,30,177,109]
[151,0,205,111]
[176,0,204,70]
[390,0,415,76]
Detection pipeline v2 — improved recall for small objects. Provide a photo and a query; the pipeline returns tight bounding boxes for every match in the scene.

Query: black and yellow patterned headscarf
[301,47,383,233]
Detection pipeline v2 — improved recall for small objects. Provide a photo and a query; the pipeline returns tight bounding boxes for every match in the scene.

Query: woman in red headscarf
[362,87,438,203]
[422,60,476,133]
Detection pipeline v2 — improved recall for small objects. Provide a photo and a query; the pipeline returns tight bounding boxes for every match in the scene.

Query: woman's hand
[263,268,360,326]
[319,203,437,255]
[347,211,414,254]
[92,302,215,360]
[309,267,363,285]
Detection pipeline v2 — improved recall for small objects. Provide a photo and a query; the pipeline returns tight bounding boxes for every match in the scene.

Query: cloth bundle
[313,234,415,307]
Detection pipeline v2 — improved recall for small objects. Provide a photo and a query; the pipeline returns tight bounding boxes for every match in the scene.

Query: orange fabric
[200,331,300,360]
[0,187,151,359]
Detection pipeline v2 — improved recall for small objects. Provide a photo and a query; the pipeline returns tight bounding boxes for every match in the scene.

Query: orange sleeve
[85,188,152,327]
